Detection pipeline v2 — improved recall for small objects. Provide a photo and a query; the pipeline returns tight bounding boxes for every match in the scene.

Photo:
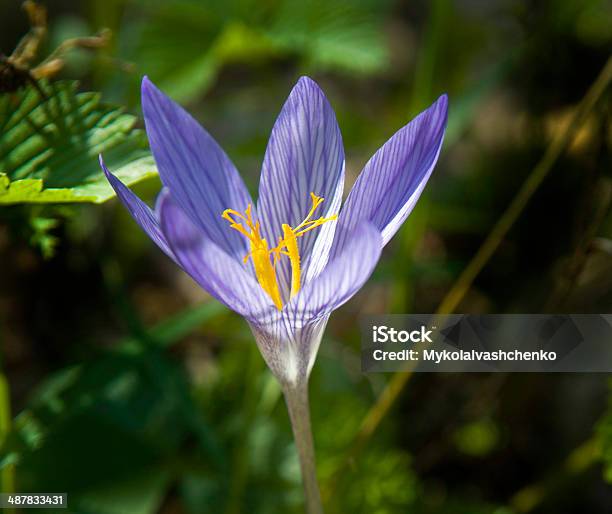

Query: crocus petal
[257,77,345,294]
[100,155,173,259]
[249,315,329,387]
[141,77,254,261]
[157,191,276,323]
[289,222,382,323]
[336,94,448,250]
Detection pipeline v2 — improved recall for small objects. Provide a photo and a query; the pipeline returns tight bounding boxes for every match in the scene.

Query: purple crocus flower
[100,76,446,512]
[101,76,447,386]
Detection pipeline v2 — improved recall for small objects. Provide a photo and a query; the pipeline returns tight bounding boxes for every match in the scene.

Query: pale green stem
[282,381,323,514]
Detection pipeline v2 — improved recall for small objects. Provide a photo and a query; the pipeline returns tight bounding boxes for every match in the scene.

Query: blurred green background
[1,0,612,512]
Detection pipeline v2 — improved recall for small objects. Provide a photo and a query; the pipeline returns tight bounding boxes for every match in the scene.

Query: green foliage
[118,301,228,352]
[28,212,61,259]
[3,345,224,514]
[0,81,156,204]
[596,381,612,483]
[267,0,389,74]
[125,0,391,103]
[0,319,423,514]
[333,450,418,514]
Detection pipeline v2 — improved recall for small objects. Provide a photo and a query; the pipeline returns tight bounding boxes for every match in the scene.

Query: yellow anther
[281,224,301,298]
[222,193,336,309]
[250,238,283,310]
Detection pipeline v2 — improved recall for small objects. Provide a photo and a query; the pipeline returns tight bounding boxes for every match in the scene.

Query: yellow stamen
[222,193,336,310]
[281,224,301,298]
[294,193,324,231]
[250,238,283,310]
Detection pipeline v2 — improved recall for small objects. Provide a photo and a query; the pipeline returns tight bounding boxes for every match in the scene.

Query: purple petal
[288,222,382,323]
[157,191,276,323]
[141,76,253,261]
[335,94,448,250]
[100,155,173,259]
[257,77,345,295]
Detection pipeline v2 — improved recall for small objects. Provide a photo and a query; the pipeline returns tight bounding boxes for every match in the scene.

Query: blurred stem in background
[436,55,612,316]
[510,437,601,512]
[392,0,451,312]
[0,352,16,508]
[409,0,449,112]
[225,340,264,514]
[325,54,612,498]
[0,304,12,500]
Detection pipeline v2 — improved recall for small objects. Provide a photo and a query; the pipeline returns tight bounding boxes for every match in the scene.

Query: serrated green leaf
[268,0,390,74]
[125,0,391,103]
[0,81,157,204]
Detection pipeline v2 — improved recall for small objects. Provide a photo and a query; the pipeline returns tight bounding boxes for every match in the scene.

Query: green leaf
[125,0,391,103]
[269,0,390,74]
[129,1,279,104]
[118,301,228,353]
[0,81,156,204]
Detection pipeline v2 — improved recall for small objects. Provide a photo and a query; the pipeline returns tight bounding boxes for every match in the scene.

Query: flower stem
[282,382,323,514]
